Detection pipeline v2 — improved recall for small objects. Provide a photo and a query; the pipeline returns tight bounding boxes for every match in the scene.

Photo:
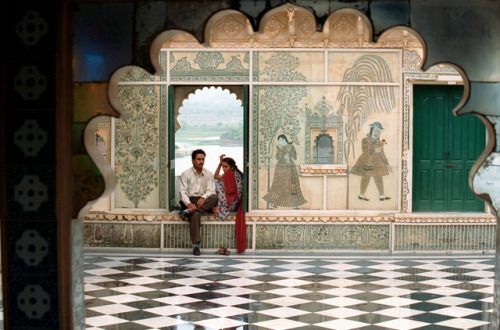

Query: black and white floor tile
[84,252,494,329]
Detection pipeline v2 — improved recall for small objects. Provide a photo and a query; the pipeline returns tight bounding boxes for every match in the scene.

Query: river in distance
[175,145,243,176]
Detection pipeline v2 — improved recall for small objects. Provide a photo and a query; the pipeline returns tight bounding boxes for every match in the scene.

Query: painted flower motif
[122,132,132,144]
[286,226,303,243]
[115,85,159,207]
[219,16,243,36]
[171,57,195,72]
[131,147,143,158]
[265,16,285,36]
[195,52,224,71]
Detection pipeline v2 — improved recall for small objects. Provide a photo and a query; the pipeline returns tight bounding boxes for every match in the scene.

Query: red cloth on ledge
[222,170,238,205]
[235,201,246,253]
[222,170,246,253]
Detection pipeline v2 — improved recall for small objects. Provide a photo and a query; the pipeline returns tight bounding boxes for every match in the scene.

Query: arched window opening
[313,134,335,164]
[173,86,244,209]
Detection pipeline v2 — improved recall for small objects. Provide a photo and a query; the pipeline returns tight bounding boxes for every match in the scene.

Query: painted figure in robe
[264,134,307,208]
[350,122,392,201]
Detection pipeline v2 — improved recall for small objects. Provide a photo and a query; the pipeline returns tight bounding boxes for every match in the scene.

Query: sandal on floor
[215,247,230,256]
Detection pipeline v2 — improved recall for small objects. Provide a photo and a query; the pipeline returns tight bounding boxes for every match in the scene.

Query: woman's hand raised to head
[219,154,226,163]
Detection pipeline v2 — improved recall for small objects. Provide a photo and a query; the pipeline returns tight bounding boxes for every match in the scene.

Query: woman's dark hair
[191,149,206,160]
[277,134,292,144]
[222,157,243,174]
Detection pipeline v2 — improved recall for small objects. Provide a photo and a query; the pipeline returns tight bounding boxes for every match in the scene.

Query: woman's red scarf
[222,170,246,253]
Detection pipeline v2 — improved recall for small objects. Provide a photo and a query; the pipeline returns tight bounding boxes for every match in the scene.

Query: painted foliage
[115,86,160,208]
[257,52,308,208]
[337,55,396,161]
[169,51,249,82]
[256,51,398,210]
[108,49,399,212]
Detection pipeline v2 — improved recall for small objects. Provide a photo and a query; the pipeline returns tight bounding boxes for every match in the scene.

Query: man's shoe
[358,195,369,201]
[379,196,391,201]
[193,246,201,256]
[180,209,189,221]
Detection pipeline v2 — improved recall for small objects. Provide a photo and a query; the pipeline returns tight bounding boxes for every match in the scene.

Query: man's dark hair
[191,149,206,160]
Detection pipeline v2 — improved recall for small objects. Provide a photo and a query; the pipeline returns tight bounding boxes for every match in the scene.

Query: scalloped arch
[324,8,372,46]
[172,86,244,133]
[204,10,254,46]
[95,2,475,215]
[150,3,428,50]
[181,86,242,110]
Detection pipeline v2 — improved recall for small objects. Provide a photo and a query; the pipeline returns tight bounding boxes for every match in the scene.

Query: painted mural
[84,5,494,253]
[96,48,401,211]
[263,134,307,208]
[114,85,162,208]
[170,51,249,82]
[254,50,399,210]
[350,122,392,202]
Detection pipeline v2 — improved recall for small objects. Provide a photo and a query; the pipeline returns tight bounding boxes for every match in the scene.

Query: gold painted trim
[86,212,496,223]
[85,212,393,222]
[395,214,496,223]
[300,165,348,175]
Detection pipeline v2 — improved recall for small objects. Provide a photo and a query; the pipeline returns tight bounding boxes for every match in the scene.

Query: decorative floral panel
[84,222,161,248]
[114,85,162,208]
[119,66,160,82]
[254,51,325,82]
[394,224,495,251]
[256,224,390,250]
[328,51,400,83]
[169,51,249,82]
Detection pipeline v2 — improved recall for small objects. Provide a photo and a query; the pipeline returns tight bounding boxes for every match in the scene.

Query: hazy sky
[180,87,242,114]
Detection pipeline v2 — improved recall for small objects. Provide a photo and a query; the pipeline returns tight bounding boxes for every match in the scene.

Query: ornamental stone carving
[14,175,48,211]
[15,11,48,46]
[158,3,424,49]
[299,15,316,36]
[16,230,49,266]
[17,285,51,319]
[264,16,286,37]
[332,16,355,37]
[14,119,48,156]
[14,66,47,101]
[218,15,244,37]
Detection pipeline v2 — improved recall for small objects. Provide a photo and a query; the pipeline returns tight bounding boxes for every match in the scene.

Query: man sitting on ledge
[179,149,218,256]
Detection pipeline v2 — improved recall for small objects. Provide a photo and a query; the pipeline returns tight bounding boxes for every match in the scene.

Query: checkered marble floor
[84,252,495,329]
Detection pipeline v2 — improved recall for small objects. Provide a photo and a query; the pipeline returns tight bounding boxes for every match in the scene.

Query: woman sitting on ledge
[213,154,243,220]
[213,154,246,253]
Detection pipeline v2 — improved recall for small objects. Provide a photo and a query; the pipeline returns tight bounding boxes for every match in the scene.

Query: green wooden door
[242,85,249,211]
[413,85,485,212]
[168,86,176,210]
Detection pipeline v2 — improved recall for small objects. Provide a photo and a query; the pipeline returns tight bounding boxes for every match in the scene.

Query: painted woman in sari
[213,154,246,252]
[263,134,307,208]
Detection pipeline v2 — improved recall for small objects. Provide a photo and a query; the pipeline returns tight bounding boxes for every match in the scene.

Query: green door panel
[168,85,176,210]
[242,85,249,212]
[413,85,485,212]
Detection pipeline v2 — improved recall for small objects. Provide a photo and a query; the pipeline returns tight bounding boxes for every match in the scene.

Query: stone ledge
[394,213,496,223]
[85,212,496,223]
[300,164,348,175]
[84,213,232,222]
[85,212,394,223]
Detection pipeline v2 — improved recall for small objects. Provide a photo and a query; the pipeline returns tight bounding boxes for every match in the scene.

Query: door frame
[167,85,249,212]
[409,81,486,213]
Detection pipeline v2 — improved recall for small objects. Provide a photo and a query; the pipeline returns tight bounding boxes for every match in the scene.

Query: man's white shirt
[179,167,215,206]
